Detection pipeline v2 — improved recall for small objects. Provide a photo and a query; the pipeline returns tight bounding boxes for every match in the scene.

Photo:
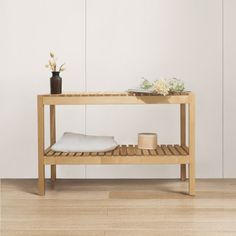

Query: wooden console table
[37,92,195,195]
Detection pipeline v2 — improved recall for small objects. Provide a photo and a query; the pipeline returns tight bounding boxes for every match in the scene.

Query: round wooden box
[138,133,157,150]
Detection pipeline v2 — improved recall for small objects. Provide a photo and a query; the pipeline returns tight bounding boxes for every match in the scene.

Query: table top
[38,91,193,105]
[40,91,190,97]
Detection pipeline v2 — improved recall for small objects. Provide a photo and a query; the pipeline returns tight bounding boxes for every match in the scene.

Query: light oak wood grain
[1,179,236,236]
[188,94,196,195]
[180,104,186,181]
[41,92,191,105]
[37,92,196,195]
[50,105,56,183]
[37,96,45,195]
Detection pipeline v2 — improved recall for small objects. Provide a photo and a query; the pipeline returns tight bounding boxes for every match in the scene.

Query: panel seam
[84,0,87,179]
[222,0,225,178]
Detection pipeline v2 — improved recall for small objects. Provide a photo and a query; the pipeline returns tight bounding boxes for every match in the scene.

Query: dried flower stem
[45,52,66,73]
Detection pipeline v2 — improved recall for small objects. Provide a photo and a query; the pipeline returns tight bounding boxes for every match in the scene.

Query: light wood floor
[1,179,236,236]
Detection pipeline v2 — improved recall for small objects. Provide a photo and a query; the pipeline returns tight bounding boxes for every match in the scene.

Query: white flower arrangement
[153,79,170,96]
[140,77,153,90]
[137,77,185,96]
[168,78,185,93]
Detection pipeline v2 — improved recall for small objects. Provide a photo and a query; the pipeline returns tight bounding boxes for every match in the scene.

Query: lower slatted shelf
[44,144,190,165]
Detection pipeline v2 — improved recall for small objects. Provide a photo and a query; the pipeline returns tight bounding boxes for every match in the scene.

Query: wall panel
[224,0,236,178]
[0,0,224,178]
[0,0,86,178]
[86,0,222,178]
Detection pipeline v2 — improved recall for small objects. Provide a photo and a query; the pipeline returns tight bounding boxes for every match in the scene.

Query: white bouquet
[153,79,170,96]
[140,77,153,90]
[128,77,185,96]
[168,78,185,93]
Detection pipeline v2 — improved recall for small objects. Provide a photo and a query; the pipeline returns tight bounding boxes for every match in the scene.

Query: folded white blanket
[51,132,118,152]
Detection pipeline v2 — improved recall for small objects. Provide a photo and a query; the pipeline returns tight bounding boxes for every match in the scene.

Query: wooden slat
[44,144,189,159]
[174,145,188,155]
[44,147,52,155]
[161,145,172,155]
[149,149,157,156]
[134,146,142,156]
[68,152,75,157]
[42,91,189,97]
[44,155,190,165]
[142,149,150,156]
[61,152,68,156]
[112,146,120,156]
[120,145,127,156]
[105,151,112,156]
[127,145,135,156]
[54,152,61,156]
[156,145,165,155]
[83,152,90,156]
[43,94,191,105]
[182,145,189,154]
[46,150,55,156]
[167,145,179,156]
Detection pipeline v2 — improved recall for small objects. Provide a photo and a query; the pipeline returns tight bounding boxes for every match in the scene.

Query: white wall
[0,0,233,178]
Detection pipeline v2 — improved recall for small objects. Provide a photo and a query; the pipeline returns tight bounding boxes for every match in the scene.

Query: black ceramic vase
[50,71,62,94]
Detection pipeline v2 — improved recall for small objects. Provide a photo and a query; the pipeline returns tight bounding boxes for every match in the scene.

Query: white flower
[50,52,54,58]
[153,79,170,96]
[168,78,184,93]
[140,77,153,90]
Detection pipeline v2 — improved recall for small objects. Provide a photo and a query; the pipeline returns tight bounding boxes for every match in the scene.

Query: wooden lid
[138,133,157,150]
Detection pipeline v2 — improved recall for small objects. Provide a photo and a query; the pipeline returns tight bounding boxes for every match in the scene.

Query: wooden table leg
[50,105,56,183]
[188,163,195,195]
[180,104,186,181]
[188,94,195,195]
[38,96,45,195]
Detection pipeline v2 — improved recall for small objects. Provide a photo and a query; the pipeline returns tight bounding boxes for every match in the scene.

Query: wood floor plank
[2,179,236,235]
[1,231,105,236]
[105,231,236,236]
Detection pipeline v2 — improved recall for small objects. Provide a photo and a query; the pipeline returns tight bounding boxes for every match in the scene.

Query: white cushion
[51,132,118,152]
